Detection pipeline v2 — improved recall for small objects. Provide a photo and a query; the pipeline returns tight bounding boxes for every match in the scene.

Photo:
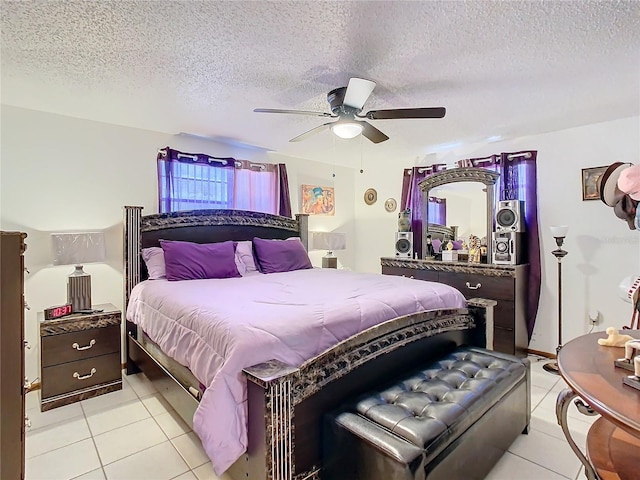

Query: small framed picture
[581,166,608,201]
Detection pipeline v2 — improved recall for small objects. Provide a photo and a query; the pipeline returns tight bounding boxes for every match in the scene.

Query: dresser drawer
[382,266,439,282]
[41,353,121,398]
[41,325,120,367]
[438,272,515,302]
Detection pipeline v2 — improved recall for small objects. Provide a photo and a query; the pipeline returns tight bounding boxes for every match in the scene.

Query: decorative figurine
[598,327,635,347]
[623,339,640,363]
[398,209,411,232]
[620,339,640,391]
[468,234,481,264]
[425,234,435,257]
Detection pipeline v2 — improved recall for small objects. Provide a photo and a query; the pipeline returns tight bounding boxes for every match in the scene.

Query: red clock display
[44,303,73,320]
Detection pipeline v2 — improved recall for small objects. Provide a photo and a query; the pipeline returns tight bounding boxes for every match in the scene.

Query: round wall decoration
[385,198,397,213]
[364,188,377,205]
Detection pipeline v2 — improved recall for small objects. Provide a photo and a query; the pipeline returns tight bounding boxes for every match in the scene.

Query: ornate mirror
[418,167,500,262]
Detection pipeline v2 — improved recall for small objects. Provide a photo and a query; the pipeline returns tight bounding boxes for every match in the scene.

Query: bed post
[296,214,309,250]
[123,206,143,374]
[467,298,497,349]
[243,361,301,480]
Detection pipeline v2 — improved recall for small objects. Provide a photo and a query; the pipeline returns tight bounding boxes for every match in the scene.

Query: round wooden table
[557,332,640,480]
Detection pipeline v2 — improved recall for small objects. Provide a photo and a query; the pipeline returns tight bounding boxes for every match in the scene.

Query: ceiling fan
[254,78,446,144]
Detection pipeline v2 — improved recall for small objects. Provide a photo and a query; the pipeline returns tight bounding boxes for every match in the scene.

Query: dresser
[381,257,529,356]
[1,231,27,480]
[40,303,122,411]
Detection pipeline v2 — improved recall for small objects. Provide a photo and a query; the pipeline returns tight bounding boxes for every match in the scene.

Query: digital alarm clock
[44,303,73,320]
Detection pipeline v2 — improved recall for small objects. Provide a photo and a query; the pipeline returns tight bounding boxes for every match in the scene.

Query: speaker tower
[493,231,524,265]
[395,232,413,258]
[495,200,525,233]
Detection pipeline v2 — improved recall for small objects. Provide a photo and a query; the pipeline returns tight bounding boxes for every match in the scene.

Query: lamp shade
[331,122,363,139]
[549,225,569,238]
[52,232,105,311]
[52,232,106,266]
[310,231,347,251]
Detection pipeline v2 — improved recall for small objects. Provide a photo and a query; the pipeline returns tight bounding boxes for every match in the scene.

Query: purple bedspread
[126,268,465,474]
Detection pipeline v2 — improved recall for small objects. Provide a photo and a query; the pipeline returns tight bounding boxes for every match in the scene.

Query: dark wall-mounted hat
[613,194,638,230]
[598,162,632,207]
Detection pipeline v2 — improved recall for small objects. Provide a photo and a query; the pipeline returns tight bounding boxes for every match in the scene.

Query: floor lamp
[544,225,569,375]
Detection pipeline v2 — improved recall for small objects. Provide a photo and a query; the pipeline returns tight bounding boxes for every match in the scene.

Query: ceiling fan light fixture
[331,122,363,139]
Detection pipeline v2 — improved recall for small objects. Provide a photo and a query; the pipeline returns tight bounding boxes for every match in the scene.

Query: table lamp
[51,232,106,311]
[310,231,347,268]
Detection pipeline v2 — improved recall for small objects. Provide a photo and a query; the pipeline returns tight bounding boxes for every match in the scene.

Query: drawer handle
[465,282,482,290]
[72,339,96,351]
[73,368,96,380]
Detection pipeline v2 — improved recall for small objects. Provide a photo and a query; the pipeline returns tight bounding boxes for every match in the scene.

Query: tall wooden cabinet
[381,257,529,357]
[1,231,27,480]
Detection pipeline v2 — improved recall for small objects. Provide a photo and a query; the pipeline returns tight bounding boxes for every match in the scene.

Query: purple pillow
[432,238,442,253]
[252,237,312,274]
[160,240,240,281]
[142,247,166,280]
[452,240,463,250]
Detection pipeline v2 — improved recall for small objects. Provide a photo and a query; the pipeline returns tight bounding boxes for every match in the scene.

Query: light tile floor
[25,356,596,480]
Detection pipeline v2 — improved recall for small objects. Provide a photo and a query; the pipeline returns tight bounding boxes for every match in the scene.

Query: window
[159,161,234,212]
[157,147,291,217]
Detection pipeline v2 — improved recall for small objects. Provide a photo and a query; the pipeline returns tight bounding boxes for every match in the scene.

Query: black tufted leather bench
[324,347,530,480]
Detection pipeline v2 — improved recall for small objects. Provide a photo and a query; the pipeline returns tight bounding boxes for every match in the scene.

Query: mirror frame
[418,167,500,262]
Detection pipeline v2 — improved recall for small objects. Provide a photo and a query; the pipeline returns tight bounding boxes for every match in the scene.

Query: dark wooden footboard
[240,302,494,480]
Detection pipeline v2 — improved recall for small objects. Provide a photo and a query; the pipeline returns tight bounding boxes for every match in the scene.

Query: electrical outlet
[589,310,600,325]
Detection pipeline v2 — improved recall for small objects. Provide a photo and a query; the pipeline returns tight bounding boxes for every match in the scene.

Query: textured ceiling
[2,1,639,165]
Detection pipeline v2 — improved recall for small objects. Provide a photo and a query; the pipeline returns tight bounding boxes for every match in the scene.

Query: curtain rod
[158,149,267,170]
[506,152,532,159]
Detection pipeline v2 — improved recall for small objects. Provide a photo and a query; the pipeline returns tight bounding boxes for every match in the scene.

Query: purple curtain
[400,165,447,258]
[468,151,541,341]
[157,147,292,217]
[428,197,447,225]
[277,164,292,217]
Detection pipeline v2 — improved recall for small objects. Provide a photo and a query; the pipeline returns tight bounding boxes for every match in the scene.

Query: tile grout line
[506,450,576,480]
[80,394,108,480]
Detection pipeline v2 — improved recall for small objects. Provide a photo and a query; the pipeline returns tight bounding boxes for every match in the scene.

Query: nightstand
[40,303,122,411]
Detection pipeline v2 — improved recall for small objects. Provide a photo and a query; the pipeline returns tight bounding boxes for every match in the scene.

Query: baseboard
[526,348,555,359]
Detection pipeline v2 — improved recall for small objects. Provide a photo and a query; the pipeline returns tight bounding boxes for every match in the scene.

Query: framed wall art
[301,184,335,215]
[581,166,607,201]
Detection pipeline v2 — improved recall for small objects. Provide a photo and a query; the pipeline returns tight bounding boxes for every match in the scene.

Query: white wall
[268,152,355,269]
[355,115,640,354]
[353,159,408,272]
[3,103,638,370]
[0,105,356,382]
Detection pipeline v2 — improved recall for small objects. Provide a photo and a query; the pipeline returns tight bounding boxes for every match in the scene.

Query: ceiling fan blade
[343,78,376,110]
[289,122,334,142]
[361,107,446,120]
[360,121,389,144]
[254,108,334,118]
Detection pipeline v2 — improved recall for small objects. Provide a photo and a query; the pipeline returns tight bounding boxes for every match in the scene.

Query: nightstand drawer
[41,353,121,398]
[41,325,119,367]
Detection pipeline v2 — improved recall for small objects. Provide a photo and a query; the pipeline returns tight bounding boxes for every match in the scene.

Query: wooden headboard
[123,207,308,306]
[428,223,457,241]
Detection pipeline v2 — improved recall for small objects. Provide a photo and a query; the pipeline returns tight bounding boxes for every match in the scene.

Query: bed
[123,207,495,480]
